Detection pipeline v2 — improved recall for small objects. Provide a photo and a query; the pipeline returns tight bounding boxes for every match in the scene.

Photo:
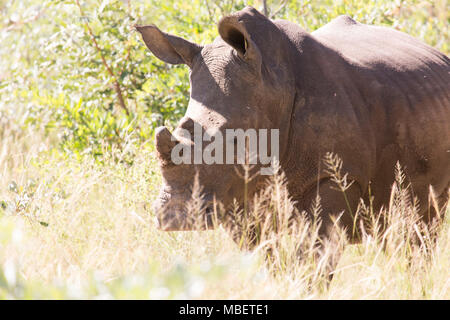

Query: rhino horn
[155,126,177,164]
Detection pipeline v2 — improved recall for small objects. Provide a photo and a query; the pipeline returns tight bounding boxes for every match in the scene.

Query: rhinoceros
[136,7,450,240]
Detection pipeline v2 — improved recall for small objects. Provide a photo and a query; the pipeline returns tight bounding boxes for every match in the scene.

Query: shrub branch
[75,0,130,116]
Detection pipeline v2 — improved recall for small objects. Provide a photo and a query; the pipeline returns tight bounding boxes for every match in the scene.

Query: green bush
[0,0,447,159]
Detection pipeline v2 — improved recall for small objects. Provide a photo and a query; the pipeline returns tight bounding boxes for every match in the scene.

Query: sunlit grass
[0,0,448,299]
[0,127,448,299]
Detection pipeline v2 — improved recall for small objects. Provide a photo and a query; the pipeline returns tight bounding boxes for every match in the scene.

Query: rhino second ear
[218,16,261,70]
[135,25,202,67]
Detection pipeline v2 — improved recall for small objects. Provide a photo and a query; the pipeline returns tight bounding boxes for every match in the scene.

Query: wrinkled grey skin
[136,7,450,236]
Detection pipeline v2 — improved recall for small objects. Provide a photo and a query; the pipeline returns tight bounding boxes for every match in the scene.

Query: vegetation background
[0,0,448,299]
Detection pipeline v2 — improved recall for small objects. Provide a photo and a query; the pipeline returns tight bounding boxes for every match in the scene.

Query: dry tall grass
[0,125,448,299]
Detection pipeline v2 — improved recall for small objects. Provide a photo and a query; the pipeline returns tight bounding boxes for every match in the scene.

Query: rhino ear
[218,15,262,70]
[135,25,202,68]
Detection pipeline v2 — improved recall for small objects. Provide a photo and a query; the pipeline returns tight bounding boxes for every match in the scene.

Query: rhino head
[136,7,295,230]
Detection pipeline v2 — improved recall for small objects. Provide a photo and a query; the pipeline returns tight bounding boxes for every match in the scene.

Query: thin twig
[263,0,269,17]
[270,0,288,19]
[119,0,134,82]
[204,0,214,23]
[4,8,45,31]
[74,0,129,116]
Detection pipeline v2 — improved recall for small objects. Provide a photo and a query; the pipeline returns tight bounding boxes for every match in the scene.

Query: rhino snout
[158,211,189,231]
[153,196,188,231]
[153,193,216,231]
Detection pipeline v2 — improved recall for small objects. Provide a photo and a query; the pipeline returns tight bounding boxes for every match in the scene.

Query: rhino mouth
[155,205,216,231]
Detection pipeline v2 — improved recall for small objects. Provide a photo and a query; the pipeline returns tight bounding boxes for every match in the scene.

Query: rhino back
[311,15,450,127]
[312,16,450,207]
[275,16,449,209]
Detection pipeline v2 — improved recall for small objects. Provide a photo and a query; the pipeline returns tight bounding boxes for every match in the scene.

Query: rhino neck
[272,20,329,149]
[273,19,342,90]
[273,20,359,199]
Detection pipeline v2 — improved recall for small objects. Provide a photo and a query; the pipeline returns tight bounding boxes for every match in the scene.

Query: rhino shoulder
[313,15,359,35]
[327,15,359,26]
